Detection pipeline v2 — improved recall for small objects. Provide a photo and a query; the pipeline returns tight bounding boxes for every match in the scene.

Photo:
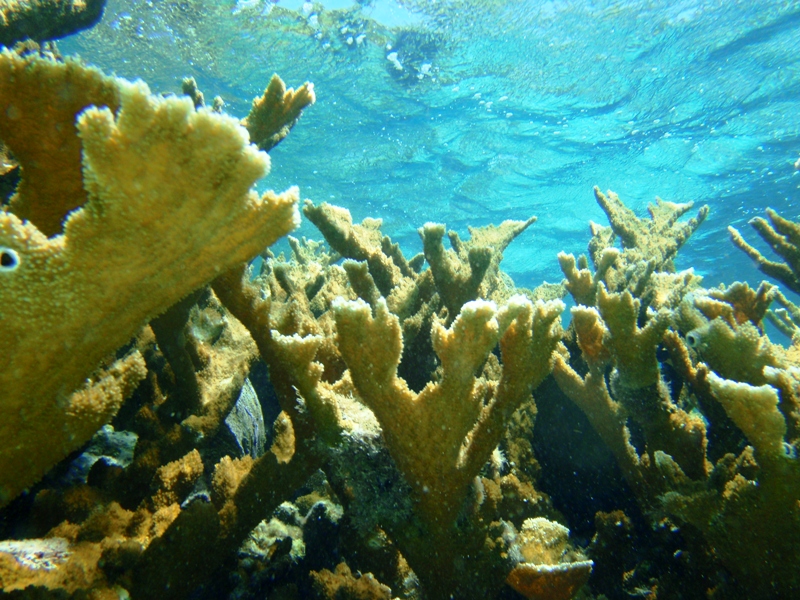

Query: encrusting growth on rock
[506,518,593,600]
[560,186,707,310]
[310,562,393,600]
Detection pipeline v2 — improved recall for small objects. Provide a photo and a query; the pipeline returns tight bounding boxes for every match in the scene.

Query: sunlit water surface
[59,0,800,294]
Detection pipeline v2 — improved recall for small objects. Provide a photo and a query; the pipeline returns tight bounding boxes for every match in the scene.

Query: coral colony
[1,2,800,599]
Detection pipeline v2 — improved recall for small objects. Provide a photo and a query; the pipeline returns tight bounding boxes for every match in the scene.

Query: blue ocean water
[60,0,800,294]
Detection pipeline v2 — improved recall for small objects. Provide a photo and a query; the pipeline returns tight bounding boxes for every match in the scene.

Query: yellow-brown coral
[0,52,300,507]
[333,293,563,598]
[241,74,316,152]
[0,50,119,235]
[334,296,563,532]
[730,208,800,294]
[506,518,593,600]
[310,562,392,600]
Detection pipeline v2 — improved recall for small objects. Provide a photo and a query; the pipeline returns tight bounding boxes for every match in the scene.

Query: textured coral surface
[0,51,300,507]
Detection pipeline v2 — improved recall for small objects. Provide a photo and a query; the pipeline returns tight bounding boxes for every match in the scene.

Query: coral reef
[0,167,579,599]
[2,15,800,600]
[553,188,800,597]
[215,202,572,599]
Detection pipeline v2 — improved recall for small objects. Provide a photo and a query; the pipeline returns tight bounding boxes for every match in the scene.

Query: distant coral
[556,187,800,597]
[730,207,800,294]
[242,74,316,151]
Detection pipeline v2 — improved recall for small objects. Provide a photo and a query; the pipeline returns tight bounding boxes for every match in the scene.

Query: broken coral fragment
[507,561,593,600]
[0,53,300,507]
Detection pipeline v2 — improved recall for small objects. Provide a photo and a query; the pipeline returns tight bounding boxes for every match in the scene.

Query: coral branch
[0,52,300,507]
[242,74,316,152]
[730,208,800,294]
[596,284,670,390]
[0,51,119,235]
[334,295,563,532]
[420,216,537,320]
[706,373,787,461]
[592,186,708,270]
[562,188,706,312]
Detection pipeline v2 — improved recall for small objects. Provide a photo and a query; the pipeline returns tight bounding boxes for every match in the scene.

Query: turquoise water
[60,0,800,292]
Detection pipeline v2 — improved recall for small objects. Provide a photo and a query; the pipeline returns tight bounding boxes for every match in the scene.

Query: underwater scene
[1,0,800,598]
